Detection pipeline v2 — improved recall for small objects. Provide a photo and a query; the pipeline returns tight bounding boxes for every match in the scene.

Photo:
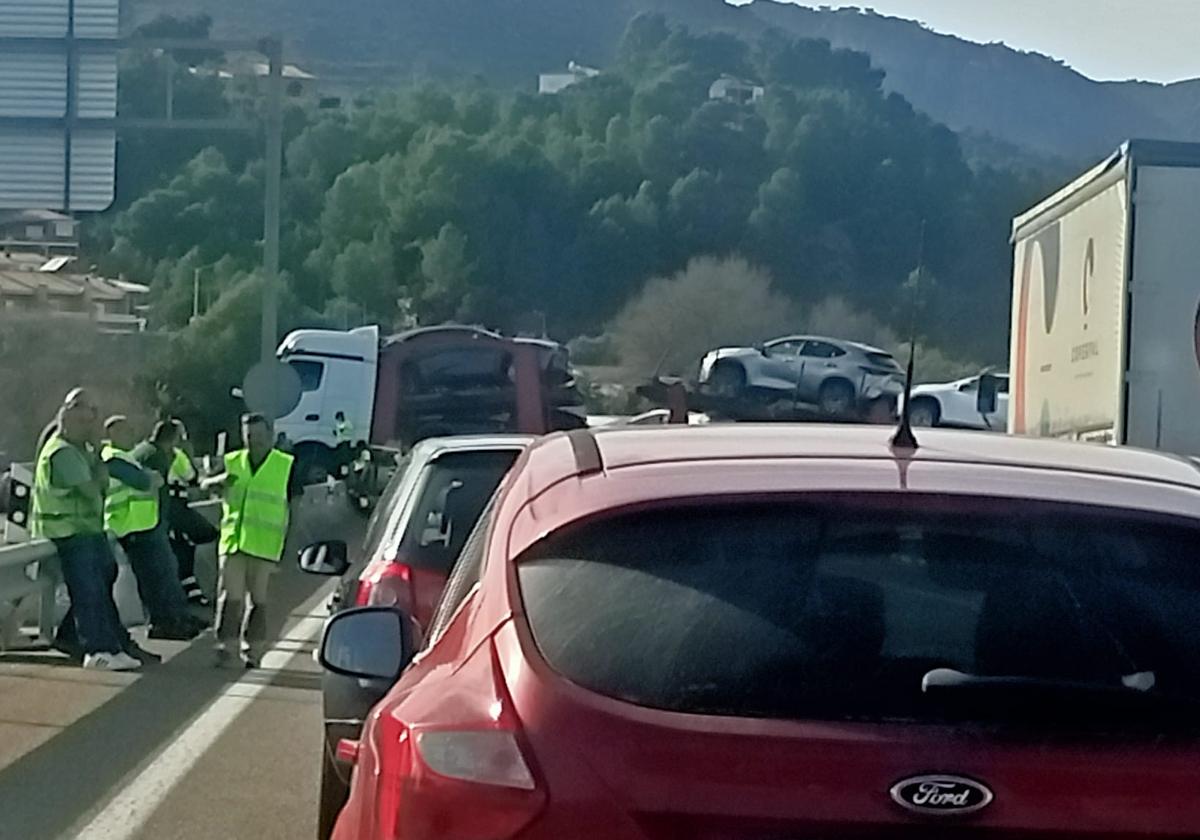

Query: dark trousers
[52,534,126,655]
[167,496,218,585]
[120,526,189,628]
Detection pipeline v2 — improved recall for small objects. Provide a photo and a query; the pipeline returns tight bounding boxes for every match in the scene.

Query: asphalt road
[0,487,365,840]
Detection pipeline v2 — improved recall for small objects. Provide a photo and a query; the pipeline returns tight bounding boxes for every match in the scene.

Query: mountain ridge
[124,0,1200,162]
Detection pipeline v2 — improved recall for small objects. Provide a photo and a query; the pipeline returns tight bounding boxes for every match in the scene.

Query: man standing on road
[31,390,141,671]
[204,413,301,669]
[107,419,202,640]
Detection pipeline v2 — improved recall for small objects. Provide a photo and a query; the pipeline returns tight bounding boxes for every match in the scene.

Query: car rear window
[517,496,1200,730]
[398,450,519,573]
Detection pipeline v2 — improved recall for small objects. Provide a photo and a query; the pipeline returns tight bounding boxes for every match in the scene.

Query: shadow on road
[0,492,364,840]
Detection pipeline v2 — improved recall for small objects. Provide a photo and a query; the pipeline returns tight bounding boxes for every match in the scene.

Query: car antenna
[652,347,670,380]
[891,342,919,451]
[891,220,925,452]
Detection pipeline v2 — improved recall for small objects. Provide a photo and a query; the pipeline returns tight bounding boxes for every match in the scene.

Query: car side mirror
[754,342,769,357]
[319,606,414,681]
[977,373,999,416]
[298,540,350,576]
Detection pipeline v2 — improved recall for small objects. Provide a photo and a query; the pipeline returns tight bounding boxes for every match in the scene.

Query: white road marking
[70,584,333,840]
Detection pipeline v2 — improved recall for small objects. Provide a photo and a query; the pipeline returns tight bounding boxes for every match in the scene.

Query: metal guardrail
[0,538,57,649]
[0,499,223,650]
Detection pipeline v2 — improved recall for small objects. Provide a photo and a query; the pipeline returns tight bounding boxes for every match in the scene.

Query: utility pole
[165,54,175,120]
[260,37,283,365]
[192,266,201,322]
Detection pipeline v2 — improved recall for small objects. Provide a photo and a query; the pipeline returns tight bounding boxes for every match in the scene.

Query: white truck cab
[275,325,379,459]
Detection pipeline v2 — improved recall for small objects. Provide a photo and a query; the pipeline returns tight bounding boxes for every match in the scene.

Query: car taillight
[369,642,545,840]
[416,731,536,790]
[355,561,414,612]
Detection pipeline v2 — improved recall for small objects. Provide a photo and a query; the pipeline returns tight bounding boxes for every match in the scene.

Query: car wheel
[708,363,746,399]
[318,742,350,840]
[818,379,856,416]
[908,398,941,428]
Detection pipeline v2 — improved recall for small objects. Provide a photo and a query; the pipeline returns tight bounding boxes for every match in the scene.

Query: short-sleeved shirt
[49,444,98,490]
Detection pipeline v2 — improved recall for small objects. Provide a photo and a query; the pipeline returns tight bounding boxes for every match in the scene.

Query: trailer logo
[1082,237,1095,328]
[1013,221,1063,434]
[1037,224,1062,334]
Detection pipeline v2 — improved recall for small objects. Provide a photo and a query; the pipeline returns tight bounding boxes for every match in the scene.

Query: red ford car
[319,424,1200,839]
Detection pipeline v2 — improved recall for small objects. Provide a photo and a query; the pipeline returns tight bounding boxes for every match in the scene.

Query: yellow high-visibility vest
[31,435,104,539]
[220,448,294,562]
[100,443,160,537]
[169,447,196,486]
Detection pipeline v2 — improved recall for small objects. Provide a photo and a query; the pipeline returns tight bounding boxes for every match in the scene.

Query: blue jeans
[52,534,126,655]
[121,525,189,628]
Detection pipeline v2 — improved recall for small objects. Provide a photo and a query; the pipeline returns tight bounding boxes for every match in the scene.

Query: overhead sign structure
[0,0,119,211]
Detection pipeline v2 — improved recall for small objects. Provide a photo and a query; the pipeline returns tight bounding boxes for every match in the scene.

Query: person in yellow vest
[32,390,140,670]
[333,411,353,446]
[165,421,218,606]
[331,410,356,481]
[104,418,202,641]
[202,413,301,668]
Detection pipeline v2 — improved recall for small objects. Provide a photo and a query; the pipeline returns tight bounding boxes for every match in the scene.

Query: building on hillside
[538,61,601,95]
[0,252,148,334]
[190,59,326,103]
[709,75,765,105]
[0,210,79,256]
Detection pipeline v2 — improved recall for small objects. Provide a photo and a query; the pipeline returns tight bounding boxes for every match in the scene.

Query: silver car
[698,335,904,415]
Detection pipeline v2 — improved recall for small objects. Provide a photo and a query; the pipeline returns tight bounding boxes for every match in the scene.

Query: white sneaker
[83,651,143,671]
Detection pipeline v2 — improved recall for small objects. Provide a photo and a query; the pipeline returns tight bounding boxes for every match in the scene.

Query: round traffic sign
[241,361,303,420]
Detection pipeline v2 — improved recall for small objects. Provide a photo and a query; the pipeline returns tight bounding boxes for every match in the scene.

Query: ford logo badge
[890,775,993,816]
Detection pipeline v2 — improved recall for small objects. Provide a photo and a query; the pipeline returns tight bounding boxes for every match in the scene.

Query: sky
[727,1,1200,83]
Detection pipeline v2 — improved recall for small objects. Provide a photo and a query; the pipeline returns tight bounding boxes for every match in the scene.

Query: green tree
[610,256,797,377]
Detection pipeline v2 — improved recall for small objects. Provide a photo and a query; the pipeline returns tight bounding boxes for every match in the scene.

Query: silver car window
[800,341,844,359]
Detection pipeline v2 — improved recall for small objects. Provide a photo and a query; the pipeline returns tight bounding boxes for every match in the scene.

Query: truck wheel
[908,398,941,428]
[818,379,856,416]
[708,363,746,399]
[294,444,332,485]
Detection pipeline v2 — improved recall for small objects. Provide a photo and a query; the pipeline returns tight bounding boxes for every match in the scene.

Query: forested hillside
[94,13,1051,437]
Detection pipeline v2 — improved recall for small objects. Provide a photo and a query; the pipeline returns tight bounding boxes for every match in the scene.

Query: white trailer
[1009,139,1200,455]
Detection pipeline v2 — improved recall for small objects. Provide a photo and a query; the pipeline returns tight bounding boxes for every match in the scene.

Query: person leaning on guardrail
[30,389,143,671]
[102,417,204,643]
[166,420,218,606]
[201,413,303,670]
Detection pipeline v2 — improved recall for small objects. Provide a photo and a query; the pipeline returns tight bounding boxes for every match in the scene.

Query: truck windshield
[517,495,1200,732]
